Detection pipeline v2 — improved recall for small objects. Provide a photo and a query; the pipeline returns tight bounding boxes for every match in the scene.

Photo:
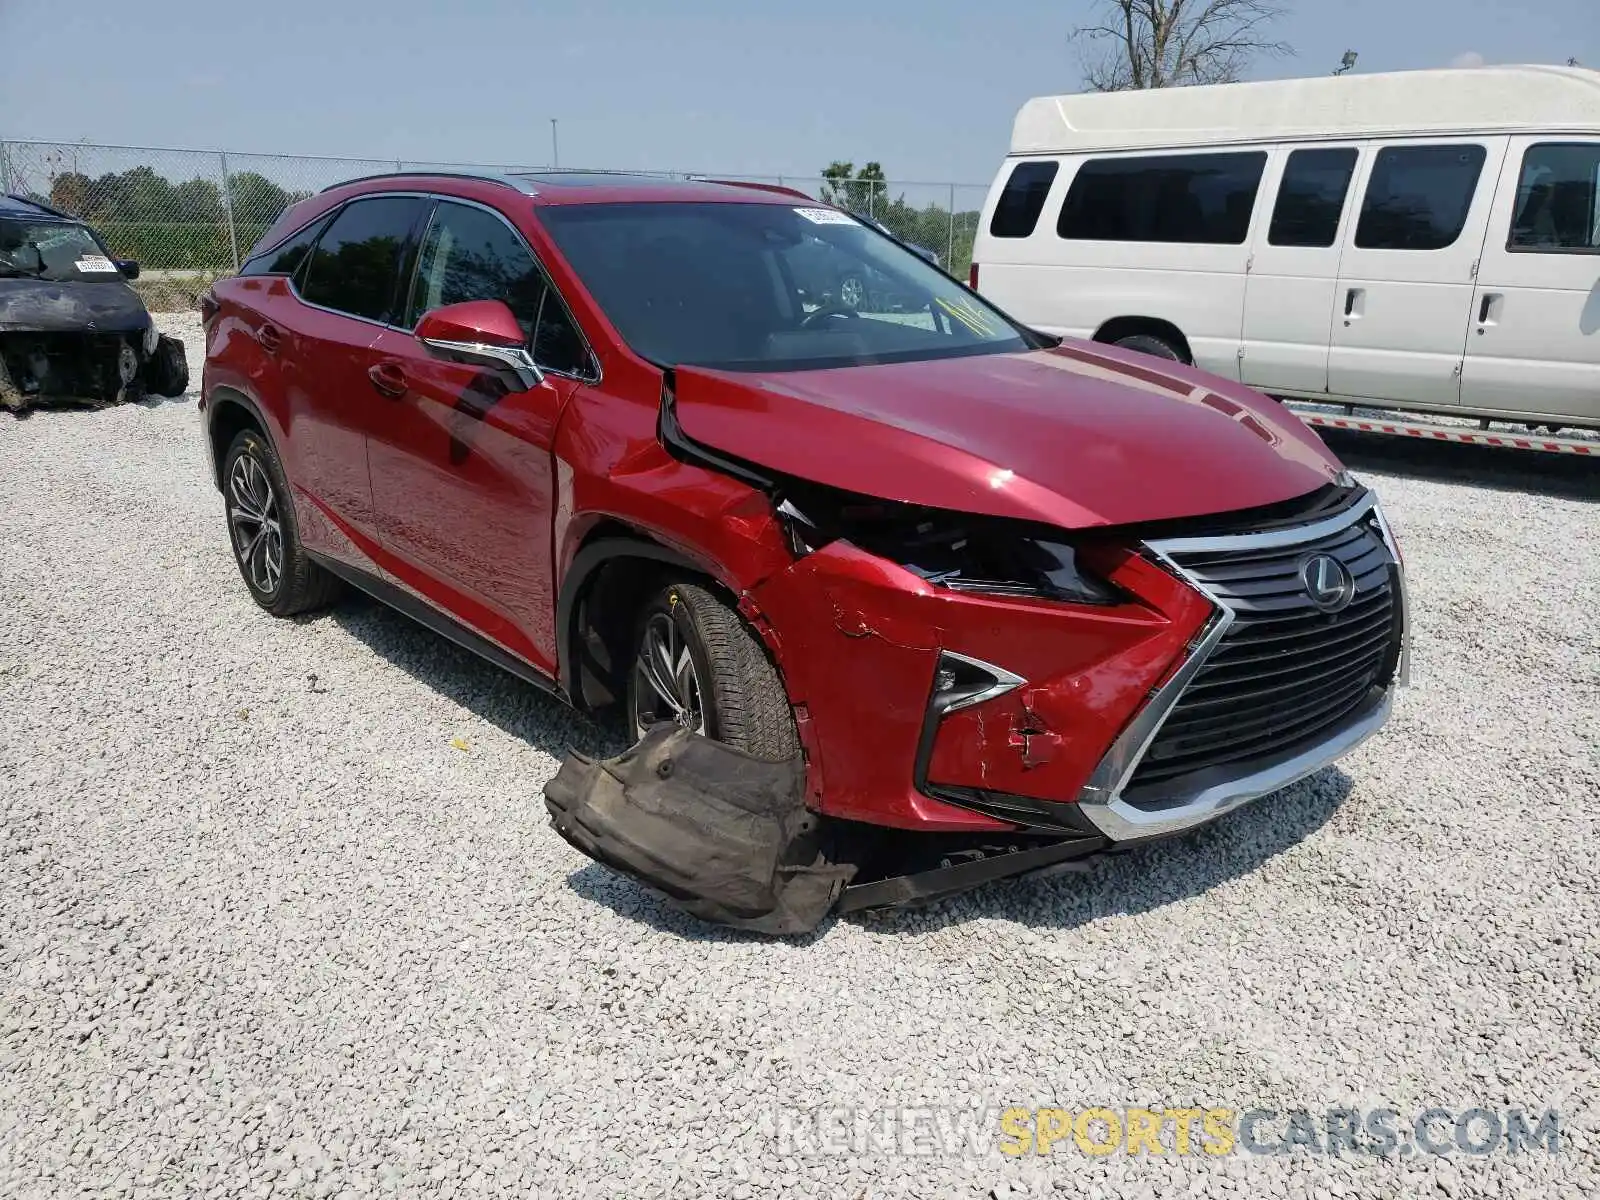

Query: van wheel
[1113,333,1185,362]
[627,581,800,762]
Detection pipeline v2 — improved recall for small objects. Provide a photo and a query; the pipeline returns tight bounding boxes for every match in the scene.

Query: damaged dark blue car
[0,194,188,411]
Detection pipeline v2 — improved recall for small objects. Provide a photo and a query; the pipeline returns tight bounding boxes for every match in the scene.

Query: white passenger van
[972,66,1600,428]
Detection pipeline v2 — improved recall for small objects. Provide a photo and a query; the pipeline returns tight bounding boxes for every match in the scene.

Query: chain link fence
[0,139,988,310]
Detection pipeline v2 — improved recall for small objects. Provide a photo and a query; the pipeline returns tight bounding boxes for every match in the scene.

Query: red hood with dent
[671,340,1344,529]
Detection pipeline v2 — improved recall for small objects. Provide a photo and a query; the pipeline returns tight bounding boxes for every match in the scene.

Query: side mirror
[115,259,141,280]
[414,299,542,390]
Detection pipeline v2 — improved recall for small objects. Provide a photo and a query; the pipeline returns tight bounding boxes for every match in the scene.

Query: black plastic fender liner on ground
[544,725,855,935]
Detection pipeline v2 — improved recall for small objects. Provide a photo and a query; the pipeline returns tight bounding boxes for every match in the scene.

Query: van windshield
[538,202,1033,371]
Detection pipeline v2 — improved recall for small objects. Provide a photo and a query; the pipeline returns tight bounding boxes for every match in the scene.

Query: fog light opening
[932,651,1026,714]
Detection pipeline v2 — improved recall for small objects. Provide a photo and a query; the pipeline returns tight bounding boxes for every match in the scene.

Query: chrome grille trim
[1075,489,1406,841]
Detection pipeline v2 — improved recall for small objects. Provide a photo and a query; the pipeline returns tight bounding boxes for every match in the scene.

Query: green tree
[226,171,301,225]
[820,161,888,214]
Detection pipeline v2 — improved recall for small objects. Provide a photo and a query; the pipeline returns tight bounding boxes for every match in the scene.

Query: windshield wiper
[0,264,44,278]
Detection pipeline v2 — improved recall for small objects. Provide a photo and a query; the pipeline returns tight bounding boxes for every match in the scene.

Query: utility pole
[551,119,560,169]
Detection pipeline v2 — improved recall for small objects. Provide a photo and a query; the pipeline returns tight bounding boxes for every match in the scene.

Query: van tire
[1113,333,1184,362]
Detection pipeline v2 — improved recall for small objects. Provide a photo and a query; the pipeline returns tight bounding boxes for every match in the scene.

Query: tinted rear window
[989,161,1060,238]
[1058,152,1266,244]
[1354,144,1487,251]
[300,196,425,322]
[241,214,330,278]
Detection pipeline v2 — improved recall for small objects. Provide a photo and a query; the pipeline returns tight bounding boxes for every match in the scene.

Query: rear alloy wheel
[626,581,800,761]
[228,450,283,596]
[221,429,342,617]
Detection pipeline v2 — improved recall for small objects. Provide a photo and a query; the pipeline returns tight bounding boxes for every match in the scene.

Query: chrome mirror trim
[419,336,543,390]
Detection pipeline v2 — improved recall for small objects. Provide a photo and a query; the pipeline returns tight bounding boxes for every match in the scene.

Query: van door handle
[1343,288,1364,320]
[367,361,408,398]
[1478,293,1502,327]
[257,322,282,353]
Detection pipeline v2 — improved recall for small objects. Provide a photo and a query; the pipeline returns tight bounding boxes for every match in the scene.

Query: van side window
[1268,148,1358,247]
[1057,152,1266,245]
[1508,143,1600,253]
[990,161,1060,238]
[1354,145,1487,251]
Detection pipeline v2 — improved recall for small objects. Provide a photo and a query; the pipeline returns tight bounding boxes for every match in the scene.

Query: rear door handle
[1343,287,1364,320]
[367,361,408,398]
[1478,293,1502,326]
[257,322,282,353]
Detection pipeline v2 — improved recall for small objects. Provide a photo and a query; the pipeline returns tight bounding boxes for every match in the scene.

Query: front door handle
[1343,287,1364,321]
[1478,292,1502,326]
[367,361,408,398]
[257,322,282,353]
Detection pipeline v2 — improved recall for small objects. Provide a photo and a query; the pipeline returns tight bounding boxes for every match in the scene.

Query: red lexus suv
[201,171,1407,932]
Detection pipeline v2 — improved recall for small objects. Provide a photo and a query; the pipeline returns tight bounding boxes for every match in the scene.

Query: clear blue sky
[1,0,1594,186]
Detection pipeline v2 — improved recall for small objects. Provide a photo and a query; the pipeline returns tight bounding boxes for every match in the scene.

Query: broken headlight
[142,322,159,356]
[775,492,1122,605]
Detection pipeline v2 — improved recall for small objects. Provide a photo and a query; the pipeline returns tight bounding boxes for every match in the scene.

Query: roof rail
[687,177,815,201]
[317,169,539,196]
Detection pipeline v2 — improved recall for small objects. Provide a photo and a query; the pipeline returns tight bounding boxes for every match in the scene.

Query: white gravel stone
[0,311,1596,1198]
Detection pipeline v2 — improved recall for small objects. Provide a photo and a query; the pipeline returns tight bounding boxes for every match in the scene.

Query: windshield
[538,202,1032,371]
[0,218,119,281]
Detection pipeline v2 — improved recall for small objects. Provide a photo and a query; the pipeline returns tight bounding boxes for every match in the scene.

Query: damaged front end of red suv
[547,341,1409,934]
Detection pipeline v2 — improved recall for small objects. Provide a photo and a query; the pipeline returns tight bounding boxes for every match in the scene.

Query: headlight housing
[775,489,1122,605]
[142,322,159,355]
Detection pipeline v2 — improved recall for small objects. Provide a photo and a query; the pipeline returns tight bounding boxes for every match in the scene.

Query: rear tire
[221,429,342,617]
[626,581,800,761]
[1113,332,1184,362]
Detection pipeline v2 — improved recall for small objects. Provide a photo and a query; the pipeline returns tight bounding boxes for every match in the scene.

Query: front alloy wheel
[227,450,283,596]
[631,610,708,741]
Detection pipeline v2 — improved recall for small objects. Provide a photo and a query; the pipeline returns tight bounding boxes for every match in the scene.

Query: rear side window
[1354,145,1487,251]
[300,196,425,322]
[1508,142,1600,253]
[240,214,329,278]
[407,200,592,377]
[1268,148,1358,247]
[1057,152,1266,244]
[989,161,1060,238]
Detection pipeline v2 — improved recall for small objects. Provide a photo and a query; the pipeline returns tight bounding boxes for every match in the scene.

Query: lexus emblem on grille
[1301,553,1356,613]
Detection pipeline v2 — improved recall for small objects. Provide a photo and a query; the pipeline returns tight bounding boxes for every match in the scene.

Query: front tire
[626,581,800,761]
[221,429,341,617]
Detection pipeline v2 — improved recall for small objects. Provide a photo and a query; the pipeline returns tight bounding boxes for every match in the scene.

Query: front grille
[1126,513,1400,793]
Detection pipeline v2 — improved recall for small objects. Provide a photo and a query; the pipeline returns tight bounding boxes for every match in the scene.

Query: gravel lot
[2,313,1597,1199]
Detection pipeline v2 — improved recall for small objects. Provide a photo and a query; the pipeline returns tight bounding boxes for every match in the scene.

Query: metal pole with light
[551,119,560,169]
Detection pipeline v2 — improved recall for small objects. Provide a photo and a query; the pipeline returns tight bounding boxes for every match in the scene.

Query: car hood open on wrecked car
[670,341,1346,529]
[0,278,152,335]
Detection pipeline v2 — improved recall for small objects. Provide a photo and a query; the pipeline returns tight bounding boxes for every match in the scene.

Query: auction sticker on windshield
[75,255,117,273]
[794,208,858,225]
